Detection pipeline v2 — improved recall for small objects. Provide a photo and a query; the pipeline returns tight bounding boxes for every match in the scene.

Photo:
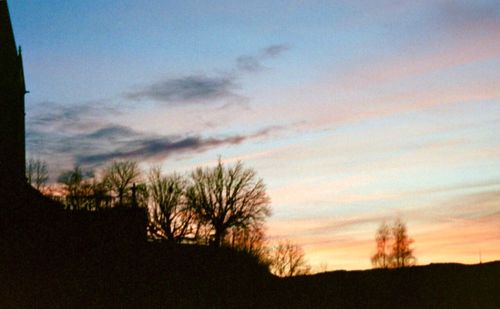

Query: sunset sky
[10,0,500,270]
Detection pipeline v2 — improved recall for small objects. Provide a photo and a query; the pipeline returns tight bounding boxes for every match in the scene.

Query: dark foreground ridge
[270,261,500,308]
[0,185,272,308]
[1,186,499,308]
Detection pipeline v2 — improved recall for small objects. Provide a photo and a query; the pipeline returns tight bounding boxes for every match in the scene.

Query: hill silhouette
[268,261,500,308]
[1,184,272,308]
[1,187,498,308]
[2,196,499,308]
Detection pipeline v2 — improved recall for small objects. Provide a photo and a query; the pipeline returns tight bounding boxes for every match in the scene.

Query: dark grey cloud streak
[127,43,290,104]
[261,44,291,58]
[126,75,239,104]
[236,43,290,73]
[76,125,279,166]
[28,106,281,171]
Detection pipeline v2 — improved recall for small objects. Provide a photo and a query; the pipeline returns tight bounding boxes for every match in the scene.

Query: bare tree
[88,178,112,210]
[132,182,149,208]
[103,160,141,207]
[371,218,416,268]
[270,241,310,277]
[390,218,416,268]
[58,166,93,210]
[186,158,271,247]
[148,168,192,242]
[26,158,49,190]
[227,222,268,260]
[371,221,391,268]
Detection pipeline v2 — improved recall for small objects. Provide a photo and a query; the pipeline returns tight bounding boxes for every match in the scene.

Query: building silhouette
[0,0,26,187]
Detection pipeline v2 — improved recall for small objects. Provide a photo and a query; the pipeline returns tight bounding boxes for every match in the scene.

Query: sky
[9,0,500,270]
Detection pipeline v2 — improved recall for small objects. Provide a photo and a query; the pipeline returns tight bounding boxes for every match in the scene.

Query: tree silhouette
[270,240,310,277]
[26,158,49,190]
[390,218,416,267]
[103,160,141,207]
[371,218,416,268]
[227,222,268,260]
[186,158,271,247]
[58,166,94,210]
[371,221,391,268]
[148,167,192,242]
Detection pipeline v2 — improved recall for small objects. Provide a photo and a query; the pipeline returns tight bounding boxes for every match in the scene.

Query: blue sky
[9,0,500,270]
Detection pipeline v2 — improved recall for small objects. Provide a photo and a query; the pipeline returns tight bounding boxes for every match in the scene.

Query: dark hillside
[0,186,271,308]
[267,261,500,308]
[1,240,272,308]
[1,188,498,308]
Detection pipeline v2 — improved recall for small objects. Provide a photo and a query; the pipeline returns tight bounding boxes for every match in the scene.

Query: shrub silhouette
[270,240,310,277]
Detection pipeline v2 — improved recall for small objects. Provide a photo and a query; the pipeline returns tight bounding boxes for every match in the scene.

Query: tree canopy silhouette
[270,240,310,277]
[371,221,391,268]
[148,167,192,242]
[186,158,271,247]
[390,218,416,268]
[371,218,416,268]
[26,158,48,190]
[58,165,95,210]
[103,160,141,207]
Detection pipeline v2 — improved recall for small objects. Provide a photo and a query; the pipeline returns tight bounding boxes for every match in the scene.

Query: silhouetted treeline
[28,158,311,275]
[48,159,269,249]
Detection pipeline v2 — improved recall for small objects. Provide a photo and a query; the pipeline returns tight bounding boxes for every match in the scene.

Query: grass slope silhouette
[1,185,499,308]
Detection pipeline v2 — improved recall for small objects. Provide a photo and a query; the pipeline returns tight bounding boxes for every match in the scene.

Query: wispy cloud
[76,125,278,166]
[85,125,137,141]
[126,43,290,105]
[236,56,263,73]
[27,101,119,133]
[261,44,290,58]
[77,133,247,166]
[236,43,290,73]
[126,75,240,104]
[28,106,281,176]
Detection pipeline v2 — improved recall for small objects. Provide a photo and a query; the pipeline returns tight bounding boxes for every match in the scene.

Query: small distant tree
[186,158,271,247]
[103,160,141,207]
[26,158,49,190]
[371,218,416,268]
[371,221,391,268]
[148,168,192,242]
[270,241,310,277]
[390,218,416,268]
